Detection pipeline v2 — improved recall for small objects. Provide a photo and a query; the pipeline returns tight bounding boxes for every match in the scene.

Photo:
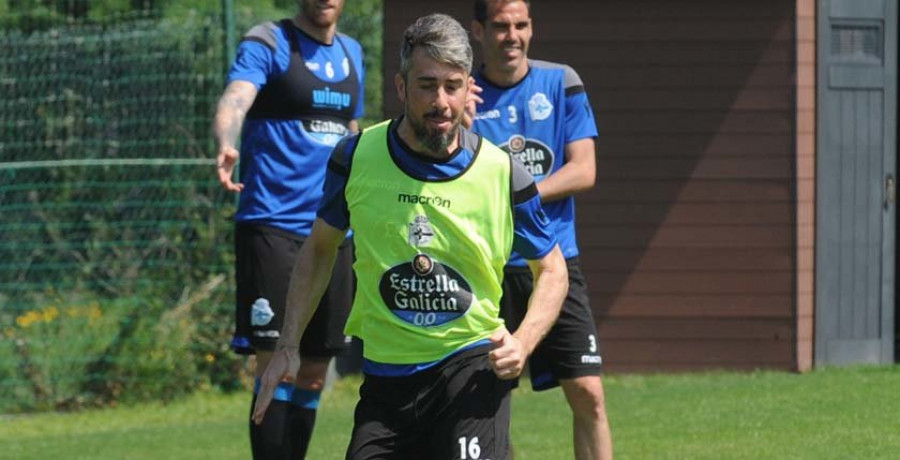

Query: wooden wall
[382,0,802,372]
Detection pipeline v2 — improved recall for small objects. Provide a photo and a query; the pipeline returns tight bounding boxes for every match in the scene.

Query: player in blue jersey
[252,14,569,459]
[212,0,364,458]
[466,1,614,459]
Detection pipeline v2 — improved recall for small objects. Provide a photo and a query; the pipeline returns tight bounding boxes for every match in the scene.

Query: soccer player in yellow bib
[252,13,568,460]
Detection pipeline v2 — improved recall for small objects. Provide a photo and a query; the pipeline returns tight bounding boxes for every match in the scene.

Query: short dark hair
[474,0,531,23]
[400,14,473,80]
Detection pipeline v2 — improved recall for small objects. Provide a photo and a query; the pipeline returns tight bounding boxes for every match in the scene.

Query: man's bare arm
[536,137,596,203]
[278,219,347,346]
[515,245,568,354]
[489,245,568,379]
[213,80,258,192]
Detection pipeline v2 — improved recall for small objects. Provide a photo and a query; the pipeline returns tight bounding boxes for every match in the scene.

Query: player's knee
[576,393,607,422]
[253,351,274,378]
[294,359,330,391]
[294,367,326,390]
[565,377,608,421]
[295,375,324,391]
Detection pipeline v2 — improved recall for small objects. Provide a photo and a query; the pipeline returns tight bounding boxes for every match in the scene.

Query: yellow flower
[205,354,216,363]
[43,307,59,323]
[16,311,39,328]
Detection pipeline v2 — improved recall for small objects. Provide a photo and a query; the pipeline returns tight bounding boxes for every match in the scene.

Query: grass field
[2,366,899,459]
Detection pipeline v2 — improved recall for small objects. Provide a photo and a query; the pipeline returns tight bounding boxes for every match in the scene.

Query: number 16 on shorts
[458,436,481,459]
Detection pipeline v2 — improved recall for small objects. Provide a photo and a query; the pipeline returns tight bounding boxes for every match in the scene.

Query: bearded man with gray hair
[252,12,568,459]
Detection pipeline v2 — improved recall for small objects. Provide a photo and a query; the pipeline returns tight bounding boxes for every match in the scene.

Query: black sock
[288,400,317,458]
[250,382,321,459]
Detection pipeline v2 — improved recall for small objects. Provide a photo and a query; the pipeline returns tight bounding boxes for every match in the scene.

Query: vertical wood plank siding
[383,0,801,372]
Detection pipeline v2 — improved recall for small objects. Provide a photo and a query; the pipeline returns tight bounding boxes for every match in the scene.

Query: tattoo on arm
[214,82,258,149]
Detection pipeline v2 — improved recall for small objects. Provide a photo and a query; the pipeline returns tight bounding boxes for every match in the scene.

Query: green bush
[0,279,246,413]
[1,293,139,411]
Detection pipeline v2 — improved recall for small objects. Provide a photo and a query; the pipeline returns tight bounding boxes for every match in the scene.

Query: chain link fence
[0,0,382,414]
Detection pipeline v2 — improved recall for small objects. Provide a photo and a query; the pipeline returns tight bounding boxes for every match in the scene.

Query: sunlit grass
[3,366,899,459]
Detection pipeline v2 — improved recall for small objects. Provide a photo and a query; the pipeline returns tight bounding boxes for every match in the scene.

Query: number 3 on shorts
[458,436,481,459]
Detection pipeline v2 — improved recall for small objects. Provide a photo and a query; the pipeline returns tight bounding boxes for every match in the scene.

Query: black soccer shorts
[232,223,354,357]
[346,345,512,460]
[500,257,603,391]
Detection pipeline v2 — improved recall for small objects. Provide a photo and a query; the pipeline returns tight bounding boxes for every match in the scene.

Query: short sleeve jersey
[226,20,366,237]
[472,60,597,266]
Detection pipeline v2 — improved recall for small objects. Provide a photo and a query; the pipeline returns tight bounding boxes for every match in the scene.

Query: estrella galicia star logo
[412,253,434,276]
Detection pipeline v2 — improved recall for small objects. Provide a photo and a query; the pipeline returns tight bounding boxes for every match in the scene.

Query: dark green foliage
[341,0,384,124]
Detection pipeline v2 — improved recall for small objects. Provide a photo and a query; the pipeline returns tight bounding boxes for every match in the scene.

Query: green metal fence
[0,1,382,414]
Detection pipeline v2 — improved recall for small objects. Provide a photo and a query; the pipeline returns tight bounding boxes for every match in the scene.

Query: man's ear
[471,20,484,43]
[394,73,406,105]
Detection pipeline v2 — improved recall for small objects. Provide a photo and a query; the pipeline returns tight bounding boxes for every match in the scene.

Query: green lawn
[3,366,899,459]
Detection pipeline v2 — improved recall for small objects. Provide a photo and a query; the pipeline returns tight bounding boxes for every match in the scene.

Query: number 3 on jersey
[507,105,517,124]
[458,436,481,459]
